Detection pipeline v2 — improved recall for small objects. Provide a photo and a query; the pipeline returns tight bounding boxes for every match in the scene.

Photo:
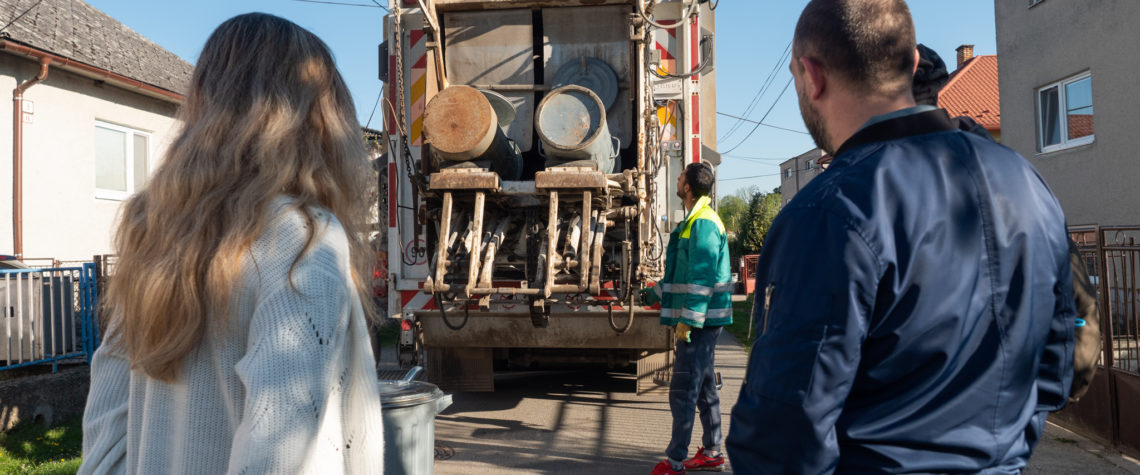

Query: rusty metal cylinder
[423,85,522,180]
[535,85,619,173]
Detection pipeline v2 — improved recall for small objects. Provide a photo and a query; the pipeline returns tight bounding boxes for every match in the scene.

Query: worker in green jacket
[642,162,733,475]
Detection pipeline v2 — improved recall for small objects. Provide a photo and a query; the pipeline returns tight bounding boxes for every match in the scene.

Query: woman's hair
[106,13,374,381]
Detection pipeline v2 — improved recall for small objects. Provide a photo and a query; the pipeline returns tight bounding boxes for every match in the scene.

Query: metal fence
[0,264,99,372]
[1062,225,1140,457]
[1101,227,1140,374]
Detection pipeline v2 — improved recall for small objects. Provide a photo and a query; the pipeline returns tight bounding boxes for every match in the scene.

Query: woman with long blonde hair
[79,13,383,474]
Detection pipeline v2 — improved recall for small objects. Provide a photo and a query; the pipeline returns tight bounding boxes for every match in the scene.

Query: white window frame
[784,168,792,178]
[1036,72,1094,154]
[95,121,151,200]
[807,159,816,170]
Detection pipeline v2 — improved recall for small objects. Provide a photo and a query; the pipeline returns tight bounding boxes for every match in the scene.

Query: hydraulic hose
[638,0,698,30]
[435,293,469,331]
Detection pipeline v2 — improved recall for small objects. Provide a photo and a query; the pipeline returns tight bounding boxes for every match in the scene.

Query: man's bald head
[794,0,917,97]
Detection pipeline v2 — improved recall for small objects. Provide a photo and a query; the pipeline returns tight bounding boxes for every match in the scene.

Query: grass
[0,416,83,475]
[725,293,757,351]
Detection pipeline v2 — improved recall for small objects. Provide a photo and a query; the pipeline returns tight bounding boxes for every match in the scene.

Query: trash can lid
[552,57,618,110]
[377,380,445,409]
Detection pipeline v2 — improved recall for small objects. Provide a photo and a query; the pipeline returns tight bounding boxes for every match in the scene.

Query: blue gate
[0,263,99,372]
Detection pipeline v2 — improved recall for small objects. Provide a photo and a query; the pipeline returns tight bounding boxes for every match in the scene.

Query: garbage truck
[378,0,719,392]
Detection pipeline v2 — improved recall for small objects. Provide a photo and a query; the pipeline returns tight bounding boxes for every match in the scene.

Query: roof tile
[938,55,1000,131]
[0,0,192,94]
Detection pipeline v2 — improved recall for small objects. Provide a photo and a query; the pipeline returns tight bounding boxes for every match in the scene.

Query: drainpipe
[12,56,51,259]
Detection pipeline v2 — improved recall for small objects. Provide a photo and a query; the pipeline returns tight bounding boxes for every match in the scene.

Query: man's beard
[798,87,834,155]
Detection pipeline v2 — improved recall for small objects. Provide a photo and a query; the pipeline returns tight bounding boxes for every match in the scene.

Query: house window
[807,159,816,170]
[95,121,150,200]
[1038,72,1094,153]
[784,168,792,178]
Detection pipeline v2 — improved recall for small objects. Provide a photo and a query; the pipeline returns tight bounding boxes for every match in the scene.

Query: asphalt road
[397,332,1140,474]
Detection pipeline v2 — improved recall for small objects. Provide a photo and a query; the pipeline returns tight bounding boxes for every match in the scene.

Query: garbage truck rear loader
[379,0,720,392]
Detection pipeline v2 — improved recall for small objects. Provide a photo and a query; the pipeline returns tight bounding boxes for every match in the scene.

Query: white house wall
[0,54,181,261]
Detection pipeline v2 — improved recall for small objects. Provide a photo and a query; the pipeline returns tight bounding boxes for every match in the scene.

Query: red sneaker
[651,459,685,475]
[683,447,725,472]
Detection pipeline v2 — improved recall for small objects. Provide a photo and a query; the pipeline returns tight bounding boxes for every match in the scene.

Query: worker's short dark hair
[684,162,714,198]
[794,0,917,97]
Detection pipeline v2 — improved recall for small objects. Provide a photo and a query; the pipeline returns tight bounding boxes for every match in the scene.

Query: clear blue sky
[84,0,996,197]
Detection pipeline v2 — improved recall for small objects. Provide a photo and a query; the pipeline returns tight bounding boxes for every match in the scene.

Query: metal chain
[393,3,423,195]
[391,2,429,267]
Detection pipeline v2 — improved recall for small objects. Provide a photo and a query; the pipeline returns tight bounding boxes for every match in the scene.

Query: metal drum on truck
[535,85,619,173]
[423,85,523,180]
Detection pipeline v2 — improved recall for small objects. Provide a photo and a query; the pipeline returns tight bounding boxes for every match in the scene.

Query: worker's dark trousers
[667,325,723,462]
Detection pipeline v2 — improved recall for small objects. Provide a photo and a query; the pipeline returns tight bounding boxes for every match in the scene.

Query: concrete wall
[0,53,181,261]
[779,148,825,205]
[996,1,1140,225]
[0,365,89,431]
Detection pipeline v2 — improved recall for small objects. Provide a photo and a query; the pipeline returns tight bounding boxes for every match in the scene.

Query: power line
[365,88,384,130]
[718,172,783,182]
[718,41,792,143]
[722,76,795,154]
[292,0,387,9]
[717,111,809,136]
[719,41,791,142]
[0,0,45,34]
[721,155,785,165]
[722,153,791,161]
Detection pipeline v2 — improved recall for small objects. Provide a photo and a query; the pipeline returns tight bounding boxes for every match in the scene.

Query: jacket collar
[685,196,712,224]
[833,108,958,159]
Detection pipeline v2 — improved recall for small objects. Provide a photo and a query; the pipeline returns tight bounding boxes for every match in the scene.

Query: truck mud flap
[427,347,495,392]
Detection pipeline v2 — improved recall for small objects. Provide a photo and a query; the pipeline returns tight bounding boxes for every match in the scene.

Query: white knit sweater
[80,200,384,474]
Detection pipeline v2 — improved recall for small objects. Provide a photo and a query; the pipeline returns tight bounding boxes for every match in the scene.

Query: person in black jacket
[913,43,1101,403]
[726,1,1076,473]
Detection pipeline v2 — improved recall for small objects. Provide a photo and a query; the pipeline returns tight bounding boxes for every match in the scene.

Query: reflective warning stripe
[661,282,734,296]
[689,16,701,164]
[675,307,732,322]
[409,29,427,146]
[653,20,678,75]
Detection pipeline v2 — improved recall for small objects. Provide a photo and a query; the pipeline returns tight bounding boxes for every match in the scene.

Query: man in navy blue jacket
[726,1,1076,473]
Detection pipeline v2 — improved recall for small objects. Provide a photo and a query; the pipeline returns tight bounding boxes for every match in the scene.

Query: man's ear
[912,47,921,75]
[800,57,826,101]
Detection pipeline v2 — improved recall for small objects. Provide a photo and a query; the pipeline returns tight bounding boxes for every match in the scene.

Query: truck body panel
[381,0,716,391]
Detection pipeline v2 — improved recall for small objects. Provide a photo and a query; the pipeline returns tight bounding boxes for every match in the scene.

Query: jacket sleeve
[227,260,352,474]
[680,219,722,328]
[727,207,878,474]
[79,334,130,475]
[1036,239,1077,412]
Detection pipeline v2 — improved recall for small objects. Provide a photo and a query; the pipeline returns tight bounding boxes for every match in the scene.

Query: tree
[716,187,758,264]
[717,194,749,235]
[738,188,782,254]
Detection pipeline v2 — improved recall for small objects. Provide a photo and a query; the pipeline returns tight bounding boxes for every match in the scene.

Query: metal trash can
[379,367,453,475]
[535,85,620,174]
